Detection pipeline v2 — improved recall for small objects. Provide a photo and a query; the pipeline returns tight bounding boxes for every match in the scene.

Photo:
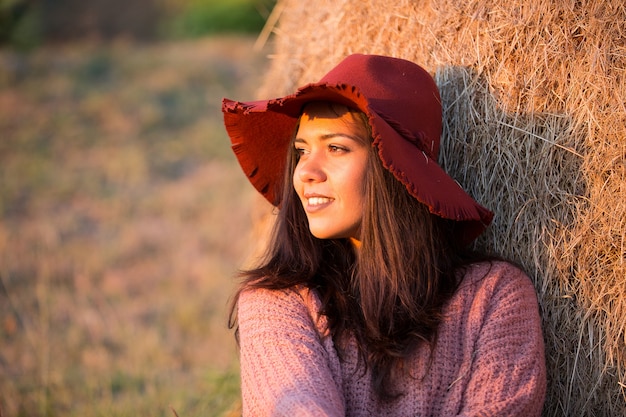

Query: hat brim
[222,82,493,244]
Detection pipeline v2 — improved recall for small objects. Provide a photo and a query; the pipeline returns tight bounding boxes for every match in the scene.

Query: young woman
[222,54,546,416]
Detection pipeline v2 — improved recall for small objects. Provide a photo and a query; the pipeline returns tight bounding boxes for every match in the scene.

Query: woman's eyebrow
[294,133,364,143]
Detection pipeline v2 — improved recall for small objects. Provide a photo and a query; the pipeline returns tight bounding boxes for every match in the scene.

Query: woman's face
[293,103,370,241]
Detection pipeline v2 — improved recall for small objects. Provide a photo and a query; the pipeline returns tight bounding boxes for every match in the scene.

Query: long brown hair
[229,104,480,401]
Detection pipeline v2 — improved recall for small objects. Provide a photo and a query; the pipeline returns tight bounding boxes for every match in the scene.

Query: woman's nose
[296,152,327,183]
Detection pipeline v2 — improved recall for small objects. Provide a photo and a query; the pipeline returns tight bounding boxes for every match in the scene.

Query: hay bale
[250,0,626,415]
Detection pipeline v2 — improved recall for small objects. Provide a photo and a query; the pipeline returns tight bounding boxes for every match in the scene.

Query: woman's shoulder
[454,260,539,309]
[238,285,328,335]
[442,260,543,353]
[239,285,320,308]
[460,259,532,287]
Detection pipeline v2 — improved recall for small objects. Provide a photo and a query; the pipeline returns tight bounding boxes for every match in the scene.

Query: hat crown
[318,54,442,158]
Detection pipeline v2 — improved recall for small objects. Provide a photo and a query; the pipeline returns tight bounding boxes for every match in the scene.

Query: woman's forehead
[298,104,368,141]
[301,101,358,119]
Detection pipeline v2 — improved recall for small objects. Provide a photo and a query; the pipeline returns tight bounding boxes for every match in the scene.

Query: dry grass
[257,0,626,415]
[0,36,265,416]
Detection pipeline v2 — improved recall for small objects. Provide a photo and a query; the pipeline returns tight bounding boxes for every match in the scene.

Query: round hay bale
[250,0,626,415]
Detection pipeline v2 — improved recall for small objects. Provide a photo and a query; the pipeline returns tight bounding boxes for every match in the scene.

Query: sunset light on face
[293,103,369,241]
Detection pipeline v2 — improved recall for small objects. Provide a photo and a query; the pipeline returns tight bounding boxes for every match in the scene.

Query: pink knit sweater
[237,261,546,416]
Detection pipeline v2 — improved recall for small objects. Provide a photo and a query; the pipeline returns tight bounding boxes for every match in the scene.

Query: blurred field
[0,36,266,416]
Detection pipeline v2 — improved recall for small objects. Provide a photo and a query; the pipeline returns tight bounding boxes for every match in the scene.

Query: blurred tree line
[0,0,276,48]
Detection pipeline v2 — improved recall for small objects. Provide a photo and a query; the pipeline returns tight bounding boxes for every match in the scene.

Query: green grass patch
[165,0,276,38]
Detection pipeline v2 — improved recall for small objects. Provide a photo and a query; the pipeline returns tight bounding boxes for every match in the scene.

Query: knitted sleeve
[237,287,345,417]
[457,262,547,416]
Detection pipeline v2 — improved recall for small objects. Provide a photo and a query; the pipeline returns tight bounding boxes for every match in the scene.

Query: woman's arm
[237,287,345,417]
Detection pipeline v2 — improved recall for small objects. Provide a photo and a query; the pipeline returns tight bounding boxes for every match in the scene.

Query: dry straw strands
[253,0,626,415]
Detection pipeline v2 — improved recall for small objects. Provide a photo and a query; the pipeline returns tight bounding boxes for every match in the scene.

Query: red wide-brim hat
[222,54,493,244]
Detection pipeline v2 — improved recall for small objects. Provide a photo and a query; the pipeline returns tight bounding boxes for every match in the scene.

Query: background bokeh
[1,0,276,47]
[1,1,274,415]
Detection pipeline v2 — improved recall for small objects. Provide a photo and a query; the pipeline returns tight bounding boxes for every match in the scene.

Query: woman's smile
[304,194,335,211]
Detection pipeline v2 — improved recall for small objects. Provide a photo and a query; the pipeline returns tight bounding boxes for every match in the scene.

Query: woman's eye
[329,145,347,153]
[294,147,307,156]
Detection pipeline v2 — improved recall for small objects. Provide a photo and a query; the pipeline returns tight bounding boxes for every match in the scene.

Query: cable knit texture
[237,261,546,416]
